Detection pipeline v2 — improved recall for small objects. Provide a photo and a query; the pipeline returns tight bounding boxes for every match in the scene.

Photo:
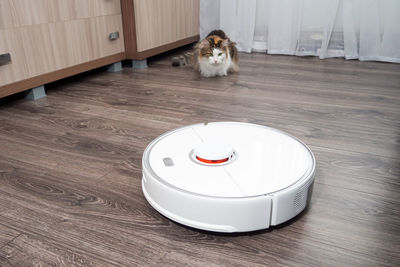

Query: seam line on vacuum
[223,167,248,197]
[191,127,204,142]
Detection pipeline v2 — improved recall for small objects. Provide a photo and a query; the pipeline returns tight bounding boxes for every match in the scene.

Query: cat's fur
[172,30,238,77]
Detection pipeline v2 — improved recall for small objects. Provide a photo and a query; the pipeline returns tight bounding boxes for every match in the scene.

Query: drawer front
[64,15,125,66]
[88,15,125,59]
[0,0,122,29]
[0,28,29,85]
[0,14,124,87]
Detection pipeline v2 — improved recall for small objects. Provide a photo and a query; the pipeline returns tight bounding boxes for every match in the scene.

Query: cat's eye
[218,53,222,56]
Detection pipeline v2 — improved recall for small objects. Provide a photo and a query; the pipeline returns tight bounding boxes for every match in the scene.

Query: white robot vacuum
[142,122,315,232]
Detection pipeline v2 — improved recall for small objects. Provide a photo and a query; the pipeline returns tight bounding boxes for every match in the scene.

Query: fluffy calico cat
[172,30,238,77]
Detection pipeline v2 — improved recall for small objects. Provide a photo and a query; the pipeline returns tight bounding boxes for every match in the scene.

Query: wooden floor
[0,48,399,266]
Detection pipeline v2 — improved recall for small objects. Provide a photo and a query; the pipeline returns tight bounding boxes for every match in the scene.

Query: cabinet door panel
[134,0,176,52]
[175,0,199,41]
[134,0,199,52]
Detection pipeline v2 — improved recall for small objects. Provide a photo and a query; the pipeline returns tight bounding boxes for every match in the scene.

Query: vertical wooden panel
[120,0,137,59]
[133,0,199,52]
[134,0,176,52]
[175,0,199,41]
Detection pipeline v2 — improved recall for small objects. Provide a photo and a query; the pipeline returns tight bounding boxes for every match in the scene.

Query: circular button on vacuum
[192,140,236,166]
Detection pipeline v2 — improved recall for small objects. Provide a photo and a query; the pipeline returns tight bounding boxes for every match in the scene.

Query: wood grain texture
[0,0,13,30]
[0,14,125,88]
[0,224,20,249]
[131,35,199,60]
[175,0,199,41]
[0,234,111,266]
[0,0,125,95]
[122,0,199,60]
[133,0,199,52]
[120,0,138,59]
[0,50,399,266]
[0,27,28,85]
[134,0,175,52]
[0,0,121,29]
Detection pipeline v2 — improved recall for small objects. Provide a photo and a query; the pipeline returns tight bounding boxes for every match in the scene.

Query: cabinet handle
[0,53,11,65]
[109,32,119,40]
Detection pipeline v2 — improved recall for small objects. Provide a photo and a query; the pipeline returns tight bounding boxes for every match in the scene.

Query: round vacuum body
[142,122,315,233]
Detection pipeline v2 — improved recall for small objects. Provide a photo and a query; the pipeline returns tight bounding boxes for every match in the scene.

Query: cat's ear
[198,39,209,49]
[221,39,230,47]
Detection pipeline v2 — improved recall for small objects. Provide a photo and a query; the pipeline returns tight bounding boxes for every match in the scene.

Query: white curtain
[200,0,400,63]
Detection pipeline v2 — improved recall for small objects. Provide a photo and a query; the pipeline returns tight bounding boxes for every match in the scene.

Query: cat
[172,30,238,77]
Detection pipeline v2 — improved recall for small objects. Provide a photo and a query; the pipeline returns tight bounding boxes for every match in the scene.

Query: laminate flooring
[0,48,399,266]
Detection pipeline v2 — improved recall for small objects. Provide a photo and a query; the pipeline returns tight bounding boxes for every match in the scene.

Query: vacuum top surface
[145,122,314,198]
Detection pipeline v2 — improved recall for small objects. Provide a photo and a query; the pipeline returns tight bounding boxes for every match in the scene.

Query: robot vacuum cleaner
[142,122,315,232]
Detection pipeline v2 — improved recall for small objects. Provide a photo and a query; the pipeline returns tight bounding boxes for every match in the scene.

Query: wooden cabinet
[0,0,125,97]
[0,0,200,98]
[122,0,199,60]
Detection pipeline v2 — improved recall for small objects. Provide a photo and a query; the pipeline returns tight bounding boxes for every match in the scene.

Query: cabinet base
[0,53,125,99]
[132,59,147,69]
[107,61,123,72]
[25,86,46,100]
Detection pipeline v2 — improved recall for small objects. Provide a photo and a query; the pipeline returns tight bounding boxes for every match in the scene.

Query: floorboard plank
[0,233,112,267]
[0,224,20,250]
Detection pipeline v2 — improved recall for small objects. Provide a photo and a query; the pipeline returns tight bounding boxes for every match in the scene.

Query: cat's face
[207,48,227,65]
[198,36,229,65]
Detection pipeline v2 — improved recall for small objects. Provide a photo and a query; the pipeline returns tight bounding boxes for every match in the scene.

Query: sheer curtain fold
[200,0,400,63]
